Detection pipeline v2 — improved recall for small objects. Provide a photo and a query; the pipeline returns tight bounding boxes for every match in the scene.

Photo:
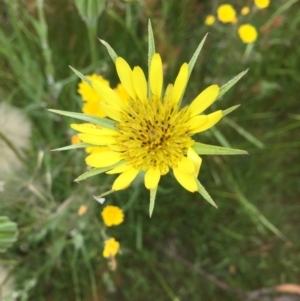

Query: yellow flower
[217,4,236,23]
[205,15,215,26]
[78,205,88,216]
[101,205,124,227]
[72,54,224,195]
[103,238,120,258]
[78,74,110,117]
[254,0,270,9]
[238,24,258,43]
[241,6,250,15]
[71,135,81,145]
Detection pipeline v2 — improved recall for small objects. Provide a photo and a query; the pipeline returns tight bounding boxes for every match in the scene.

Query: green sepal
[74,161,125,182]
[51,143,92,152]
[0,216,18,253]
[94,190,114,199]
[188,33,208,79]
[192,142,248,155]
[99,39,118,63]
[148,19,155,98]
[69,66,92,86]
[217,69,249,100]
[223,105,241,116]
[48,109,116,130]
[149,187,157,218]
[196,180,218,208]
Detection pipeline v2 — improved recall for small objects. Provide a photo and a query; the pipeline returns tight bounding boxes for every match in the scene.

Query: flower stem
[87,21,98,66]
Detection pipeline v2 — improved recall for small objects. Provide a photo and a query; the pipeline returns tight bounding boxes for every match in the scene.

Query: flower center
[116,97,194,174]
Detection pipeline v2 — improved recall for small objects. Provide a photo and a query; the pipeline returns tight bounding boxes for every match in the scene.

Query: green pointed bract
[188,33,208,79]
[48,109,116,129]
[51,143,92,152]
[0,216,18,253]
[69,66,92,86]
[94,190,114,199]
[99,39,118,63]
[75,161,125,182]
[217,69,249,100]
[223,105,241,117]
[148,19,155,98]
[196,180,218,208]
[192,142,248,155]
[149,187,157,218]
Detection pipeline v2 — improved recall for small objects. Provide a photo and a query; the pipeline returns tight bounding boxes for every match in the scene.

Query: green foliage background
[0,0,300,300]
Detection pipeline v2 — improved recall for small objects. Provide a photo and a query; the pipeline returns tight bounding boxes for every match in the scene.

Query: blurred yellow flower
[103,238,120,258]
[231,17,238,24]
[205,15,215,26]
[217,4,236,23]
[101,205,124,227]
[78,205,88,216]
[78,74,110,117]
[238,24,258,43]
[71,135,81,145]
[254,0,270,9]
[241,6,250,15]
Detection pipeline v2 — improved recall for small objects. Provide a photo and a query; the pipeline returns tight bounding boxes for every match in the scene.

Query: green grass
[1,0,300,300]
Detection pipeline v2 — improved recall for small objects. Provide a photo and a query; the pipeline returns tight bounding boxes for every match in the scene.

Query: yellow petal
[189,85,220,117]
[106,163,131,174]
[173,167,198,192]
[132,66,147,102]
[92,80,123,109]
[150,53,163,98]
[112,167,139,191]
[85,146,109,154]
[71,123,117,135]
[192,110,223,133]
[85,151,122,167]
[177,156,195,174]
[144,168,161,189]
[78,133,116,145]
[187,148,202,177]
[163,84,173,104]
[116,57,136,100]
[172,63,189,105]
[186,115,208,133]
[98,102,122,122]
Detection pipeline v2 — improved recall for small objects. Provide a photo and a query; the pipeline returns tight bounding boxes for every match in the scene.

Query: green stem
[87,21,98,66]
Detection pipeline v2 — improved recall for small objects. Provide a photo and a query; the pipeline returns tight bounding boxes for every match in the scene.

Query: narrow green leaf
[223,105,240,117]
[217,69,249,99]
[196,180,218,208]
[69,66,92,86]
[148,19,155,98]
[74,161,124,182]
[149,187,157,218]
[48,109,116,130]
[223,117,265,149]
[99,39,118,62]
[188,33,208,79]
[51,143,92,152]
[192,142,248,155]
